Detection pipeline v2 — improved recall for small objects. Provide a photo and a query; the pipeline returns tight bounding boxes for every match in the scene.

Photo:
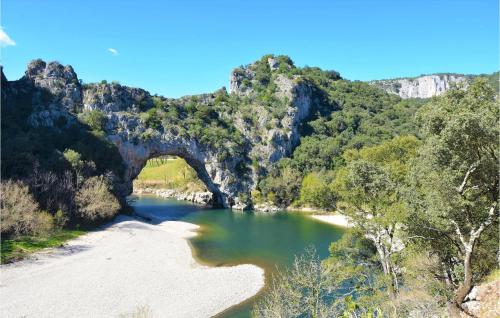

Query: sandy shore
[0,215,264,318]
[310,214,352,228]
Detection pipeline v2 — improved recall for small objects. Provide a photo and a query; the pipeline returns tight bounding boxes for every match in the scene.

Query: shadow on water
[129,194,345,318]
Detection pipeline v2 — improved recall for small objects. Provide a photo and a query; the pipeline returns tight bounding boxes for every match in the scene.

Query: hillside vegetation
[254,78,499,317]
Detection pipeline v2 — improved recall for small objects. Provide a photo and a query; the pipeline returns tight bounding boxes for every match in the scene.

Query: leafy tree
[258,162,302,207]
[406,79,499,315]
[326,230,388,317]
[254,239,390,318]
[63,149,84,172]
[332,136,420,302]
[299,172,335,210]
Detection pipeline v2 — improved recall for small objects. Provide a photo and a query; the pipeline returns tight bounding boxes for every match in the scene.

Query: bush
[31,211,55,236]
[75,176,120,221]
[53,209,68,229]
[0,180,53,237]
[78,109,107,131]
[63,149,84,171]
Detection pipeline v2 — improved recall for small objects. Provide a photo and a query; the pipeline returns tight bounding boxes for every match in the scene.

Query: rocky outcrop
[83,83,153,113]
[3,58,493,210]
[253,202,281,213]
[103,125,245,208]
[9,60,83,128]
[461,278,500,317]
[369,74,471,99]
[229,57,315,164]
[134,188,213,206]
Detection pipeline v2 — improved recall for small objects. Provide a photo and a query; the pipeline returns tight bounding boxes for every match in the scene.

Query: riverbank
[1,229,86,264]
[134,187,213,206]
[285,206,352,228]
[0,215,265,318]
[309,214,352,228]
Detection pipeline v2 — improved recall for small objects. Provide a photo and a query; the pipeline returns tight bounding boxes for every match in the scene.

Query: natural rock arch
[7,58,317,209]
[107,134,246,208]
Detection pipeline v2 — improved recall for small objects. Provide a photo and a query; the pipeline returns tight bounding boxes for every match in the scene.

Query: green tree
[299,172,335,210]
[332,136,420,301]
[63,149,84,171]
[258,163,302,207]
[407,79,499,315]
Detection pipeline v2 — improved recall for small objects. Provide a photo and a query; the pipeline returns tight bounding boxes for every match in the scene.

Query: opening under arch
[132,155,223,207]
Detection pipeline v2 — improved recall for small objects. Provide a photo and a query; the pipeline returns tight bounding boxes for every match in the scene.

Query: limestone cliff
[369,74,471,99]
[3,57,315,209]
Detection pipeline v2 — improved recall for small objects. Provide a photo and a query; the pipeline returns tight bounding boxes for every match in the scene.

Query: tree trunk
[453,248,473,313]
[373,240,399,297]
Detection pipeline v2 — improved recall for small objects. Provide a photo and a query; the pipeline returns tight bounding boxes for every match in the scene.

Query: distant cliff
[369,74,472,99]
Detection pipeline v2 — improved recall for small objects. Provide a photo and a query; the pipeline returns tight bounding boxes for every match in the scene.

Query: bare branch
[450,220,467,248]
[470,201,498,240]
[456,162,479,194]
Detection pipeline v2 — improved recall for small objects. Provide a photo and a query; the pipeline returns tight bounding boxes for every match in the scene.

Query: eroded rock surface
[369,74,470,99]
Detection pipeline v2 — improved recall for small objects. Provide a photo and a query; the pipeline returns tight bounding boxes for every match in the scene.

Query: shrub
[259,166,302,207]
[0,180,53,237]
[63,149,84,171]
[252,247,335,318]
[32,211,55,236]
[251,189,263,204]
[75,176,120,221]
[78,109,107,131]
[53,209,68,229]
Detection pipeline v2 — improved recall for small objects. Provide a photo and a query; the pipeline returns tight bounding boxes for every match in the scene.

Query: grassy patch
[1,229,86,264]
[134,157,206,192]
[484,269,500,283]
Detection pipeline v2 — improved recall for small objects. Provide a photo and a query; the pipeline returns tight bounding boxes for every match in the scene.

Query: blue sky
[2,0,498,97]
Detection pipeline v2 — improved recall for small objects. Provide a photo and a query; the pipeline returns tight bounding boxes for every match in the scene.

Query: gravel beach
[0,215,264,318]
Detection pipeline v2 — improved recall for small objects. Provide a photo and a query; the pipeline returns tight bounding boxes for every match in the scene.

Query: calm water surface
[130,195,345,318]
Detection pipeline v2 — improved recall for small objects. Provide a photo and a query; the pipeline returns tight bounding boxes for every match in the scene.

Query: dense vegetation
[254,79,499,317]
[255,74,426,207]
[1,82,125,262]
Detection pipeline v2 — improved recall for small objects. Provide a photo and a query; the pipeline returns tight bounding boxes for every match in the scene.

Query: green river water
[130,195,345,318]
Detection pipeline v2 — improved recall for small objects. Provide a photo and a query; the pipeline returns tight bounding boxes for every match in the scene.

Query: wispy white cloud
[107,48,118,56]
[0,28,16,47]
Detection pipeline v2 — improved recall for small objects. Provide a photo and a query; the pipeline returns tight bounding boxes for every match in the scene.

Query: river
[130,195,345,318]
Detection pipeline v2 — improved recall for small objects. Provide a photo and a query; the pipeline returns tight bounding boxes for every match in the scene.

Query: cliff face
[369,74,470,99]
[229,59,315,163]
[4,57,315,209]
